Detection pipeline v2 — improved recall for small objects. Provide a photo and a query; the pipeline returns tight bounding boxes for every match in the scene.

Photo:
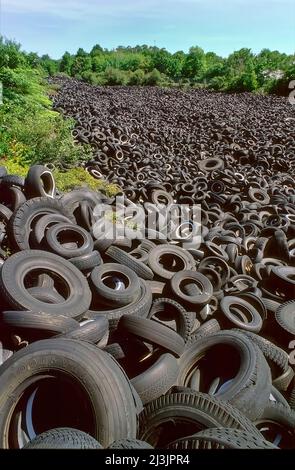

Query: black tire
[119,315,185,358]
[167,427,277,449]
[59,317,109,344]
[0,250,92,319]
[90,263,140,308]
[33,213,74,246]
[232,330,292,390]
[220,296,263,333]
[1,311,79,335]
[177,330,272,420]
[148,245,195,280]
[23,428,103,449]
[108,439,153,449]
[59,189,103,215]
[86,279,152,330]
[138,391,262,447]
[131,353,179,405]
[171,270,213,306]
[24,165,56,199]
[8,197,75,251]
[45,223,94,259]
[69,250,102,272]
[187,319,221,345]
[27,286,65,304]
[148,298,194,343]
[256,402,295,448]
[106,246,154,280]
[0,338,137,448]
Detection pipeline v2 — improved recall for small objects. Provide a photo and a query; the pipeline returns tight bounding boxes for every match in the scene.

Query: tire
[256,402,295,448]
[119,315,185,358]
[27,286,66,304]
[220,296,263,333]
[45,223,94,259]
[1,311,79,335]
[59,189,103,215]
[24,165,56,199]
[171,270,213,306]
[86,279,152,330]
[69,250,102,272]
[138,391,262,447]
[275,300,295,335]
[148,245,195,280]
[167,427,277,449]
[90,263,140,308]
[0,250,92,319]
[177,330,272,420]
[33,213,74,246]
[8,197,75,251]
[0,338,137,448]
[108,439,153,449]
[23,428,103,449]
[187,319,221,345]
[59,317,109,344]
[232,330,291,390]
[106,246,154,280]
[148,298,194,343]
[131,353,179,405]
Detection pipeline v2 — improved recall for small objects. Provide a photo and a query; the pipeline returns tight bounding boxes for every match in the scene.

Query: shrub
[0,158,119,196]
[143,68,163,86]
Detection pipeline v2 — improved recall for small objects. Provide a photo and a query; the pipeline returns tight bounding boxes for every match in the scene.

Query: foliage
[0,36,294,94]
[0,157,119,196]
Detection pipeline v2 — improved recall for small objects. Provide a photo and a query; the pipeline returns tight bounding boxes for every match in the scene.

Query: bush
[143,68,163,86]
[128,69,145,86]
[0,157,119,196]
[53,167,119,195]
[103,67,128,86]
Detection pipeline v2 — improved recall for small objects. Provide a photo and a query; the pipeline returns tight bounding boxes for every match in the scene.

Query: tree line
[1,36,294,94]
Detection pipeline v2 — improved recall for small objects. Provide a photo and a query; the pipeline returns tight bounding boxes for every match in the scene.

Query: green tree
[59,52,73,75]
[183,46,206,80]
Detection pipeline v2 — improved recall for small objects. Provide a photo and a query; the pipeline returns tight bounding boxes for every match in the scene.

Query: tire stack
[0,81,295,449]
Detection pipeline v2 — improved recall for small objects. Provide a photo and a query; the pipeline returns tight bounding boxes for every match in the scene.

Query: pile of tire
[0,161,294,450]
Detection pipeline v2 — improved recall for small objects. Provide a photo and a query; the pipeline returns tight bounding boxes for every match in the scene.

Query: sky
[1,0,294,59]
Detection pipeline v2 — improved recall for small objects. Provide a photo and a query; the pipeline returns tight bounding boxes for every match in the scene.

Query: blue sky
[1,0,294,58]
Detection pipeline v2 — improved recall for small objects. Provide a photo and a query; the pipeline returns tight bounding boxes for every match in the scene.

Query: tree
[59,52,73,75]
[183,46,206,79]
[90,44,104,56]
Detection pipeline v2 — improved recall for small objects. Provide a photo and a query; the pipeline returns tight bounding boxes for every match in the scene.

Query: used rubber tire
[45,223,94,259]
[148,298,194,343]
[138,391,262,447]
[59,317,109,344]
[177,330,272,420]
[171,270,213,306]
[86,279,152,330]
[131,353,179,405]
[32,213,74,246]
[148,245,196,280]
[24,165,56,199]
[108,439,153,449]
[220,296,263,333]
[1,311,79,335]
[23,428,103,449]
[106,246,154,280]
[0,250,92,319]
[90,263,140,308]
[0,338,137,448]
[119,315,185,358]
[69,250,102,272]
[167,427,277,449]
[8,197,75,251]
